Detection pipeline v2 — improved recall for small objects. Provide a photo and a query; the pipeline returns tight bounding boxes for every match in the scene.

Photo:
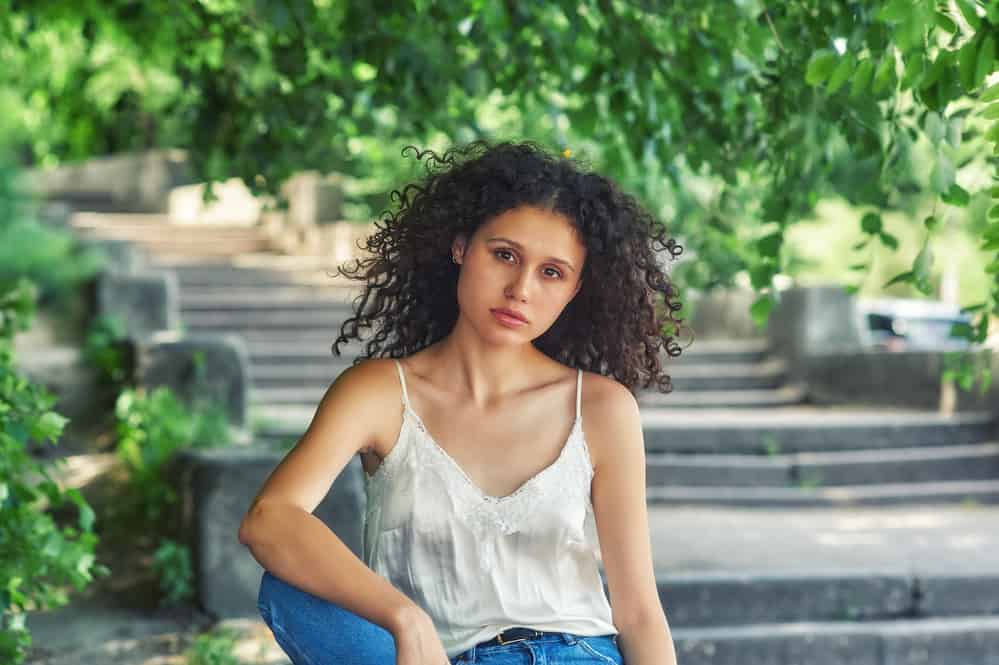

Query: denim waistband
[459,629,611,662]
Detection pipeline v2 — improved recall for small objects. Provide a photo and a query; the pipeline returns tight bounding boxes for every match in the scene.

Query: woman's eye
[494,250,561,279]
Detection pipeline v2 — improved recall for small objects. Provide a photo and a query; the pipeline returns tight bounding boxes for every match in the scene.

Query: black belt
[478,627,559,646]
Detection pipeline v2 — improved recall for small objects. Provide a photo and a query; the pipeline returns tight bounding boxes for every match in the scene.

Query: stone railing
[766,285,999,418]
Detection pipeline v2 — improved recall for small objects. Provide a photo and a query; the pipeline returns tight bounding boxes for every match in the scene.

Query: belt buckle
[496,629,531,645]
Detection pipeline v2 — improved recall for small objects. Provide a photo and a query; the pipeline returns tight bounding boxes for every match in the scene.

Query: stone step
[238,338,776,364]
[246,382,809,414]
[249,383,810,412]
[651,569,999,627]
[648,443,999,486]
[252,399,994,455]
[646,479,999,506]
[179,293,353,310]
[162,265,350,288]
[665,337,770,364]
[244,358,786,392]
[641,408,996,454]
[667,615,999,665]
[79,226,266,241]
[636,385,808,407]
[183,309,348,329]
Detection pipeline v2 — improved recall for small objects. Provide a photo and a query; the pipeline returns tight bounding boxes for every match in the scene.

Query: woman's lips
[491,309,528,327]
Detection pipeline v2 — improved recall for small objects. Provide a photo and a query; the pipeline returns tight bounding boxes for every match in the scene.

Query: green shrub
[0,159,104,305]
[110,385,231,604]
[0,279,109,665]
[185,626,242,665]
[152,538,194,606]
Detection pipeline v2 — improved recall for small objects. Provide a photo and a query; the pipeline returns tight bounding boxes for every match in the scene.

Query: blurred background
[3,2,999,665]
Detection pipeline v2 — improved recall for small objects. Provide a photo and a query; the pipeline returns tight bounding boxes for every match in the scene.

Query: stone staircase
[69,212,999,664]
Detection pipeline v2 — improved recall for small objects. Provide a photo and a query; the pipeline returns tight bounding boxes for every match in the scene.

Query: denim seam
[576,637,618,665]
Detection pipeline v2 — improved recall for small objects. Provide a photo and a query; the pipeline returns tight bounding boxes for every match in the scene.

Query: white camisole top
[360,360,617,658]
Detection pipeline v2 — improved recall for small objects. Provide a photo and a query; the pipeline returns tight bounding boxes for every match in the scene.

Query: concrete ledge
[805,349,994,411]
[672,615,999,665]
[658,570,912,627]
[79,237,145,275]
[26,150,193,213]
[171,446,365,620]
[136,333,250,431]
[96,270,180,338]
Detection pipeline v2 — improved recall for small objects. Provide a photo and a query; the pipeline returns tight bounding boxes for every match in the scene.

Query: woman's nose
[506,271,530,300]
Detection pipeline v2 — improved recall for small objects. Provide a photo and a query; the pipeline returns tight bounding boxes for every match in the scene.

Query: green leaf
[883,270,914,288]
[990,204,999,219]
[931,152,956,193]
[948,115,964,147]
[960,38,980,91]
[935,12,958,33]
[827,53,856,94]
[806,49,839,86]
[878,0,912,22]
[941,183,971,206]
[756,232,782,257]
[749,263,775,290]
[861,212,883,234]
[924,111,945,144]
[982,222,999,240]
[849,262,869,271]
[982,82,999,103]
[913,242,934,281]
[750,295,774,328]
[985,259,999,274]
[987,122,999,142]
[961,302,988,314]
[975,36,996,91]
[31,412,68,443]
[850,58,875,97]
[873,54,896,93]
[955,0,982,30]
[901,51,926,89]
[879,232,899,249]
[984,104,999,120]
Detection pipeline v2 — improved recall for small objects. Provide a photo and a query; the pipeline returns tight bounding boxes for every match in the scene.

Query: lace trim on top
[364,361,595,567]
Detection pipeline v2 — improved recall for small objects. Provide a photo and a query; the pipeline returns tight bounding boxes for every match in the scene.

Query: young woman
[239,140,686,665]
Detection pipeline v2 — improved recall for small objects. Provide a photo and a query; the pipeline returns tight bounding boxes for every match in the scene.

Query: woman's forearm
[239,500,420,635]
[616,611,678,665]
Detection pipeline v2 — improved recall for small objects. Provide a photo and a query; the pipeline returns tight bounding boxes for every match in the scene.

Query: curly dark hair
[330,139,688,395]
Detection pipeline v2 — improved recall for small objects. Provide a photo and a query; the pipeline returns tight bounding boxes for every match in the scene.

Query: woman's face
[451,205,586,343]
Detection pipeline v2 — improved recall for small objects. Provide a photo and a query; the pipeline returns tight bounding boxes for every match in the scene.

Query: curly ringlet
[329,139,689,395]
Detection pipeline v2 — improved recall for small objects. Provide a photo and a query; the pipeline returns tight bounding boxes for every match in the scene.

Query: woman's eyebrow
[486,237,576,271]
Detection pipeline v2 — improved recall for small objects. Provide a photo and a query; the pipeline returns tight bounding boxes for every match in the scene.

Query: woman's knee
[257,570,397,665]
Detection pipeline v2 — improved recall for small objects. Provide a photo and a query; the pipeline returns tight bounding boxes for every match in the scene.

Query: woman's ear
[451,234,468,264]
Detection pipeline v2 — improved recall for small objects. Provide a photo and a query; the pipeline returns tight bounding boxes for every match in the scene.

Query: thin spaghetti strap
[394,359,411,409]
[575,368,582,421]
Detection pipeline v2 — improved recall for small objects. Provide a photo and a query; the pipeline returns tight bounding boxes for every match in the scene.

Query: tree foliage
[2,0,999,377]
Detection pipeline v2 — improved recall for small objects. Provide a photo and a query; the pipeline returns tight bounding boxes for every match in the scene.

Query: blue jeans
[257,570,624,664]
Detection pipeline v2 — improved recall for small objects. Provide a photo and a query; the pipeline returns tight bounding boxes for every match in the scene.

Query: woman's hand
[392,607,452,665]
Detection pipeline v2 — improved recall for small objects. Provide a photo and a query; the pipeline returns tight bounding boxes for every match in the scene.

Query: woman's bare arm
[238,359,422,635]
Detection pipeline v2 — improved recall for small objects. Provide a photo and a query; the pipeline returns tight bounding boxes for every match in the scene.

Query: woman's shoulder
[576,368,637,471]
[327,357,408,454]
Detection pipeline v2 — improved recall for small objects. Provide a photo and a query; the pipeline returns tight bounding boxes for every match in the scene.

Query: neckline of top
[403,403,582,504]
[392,359,584,503]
